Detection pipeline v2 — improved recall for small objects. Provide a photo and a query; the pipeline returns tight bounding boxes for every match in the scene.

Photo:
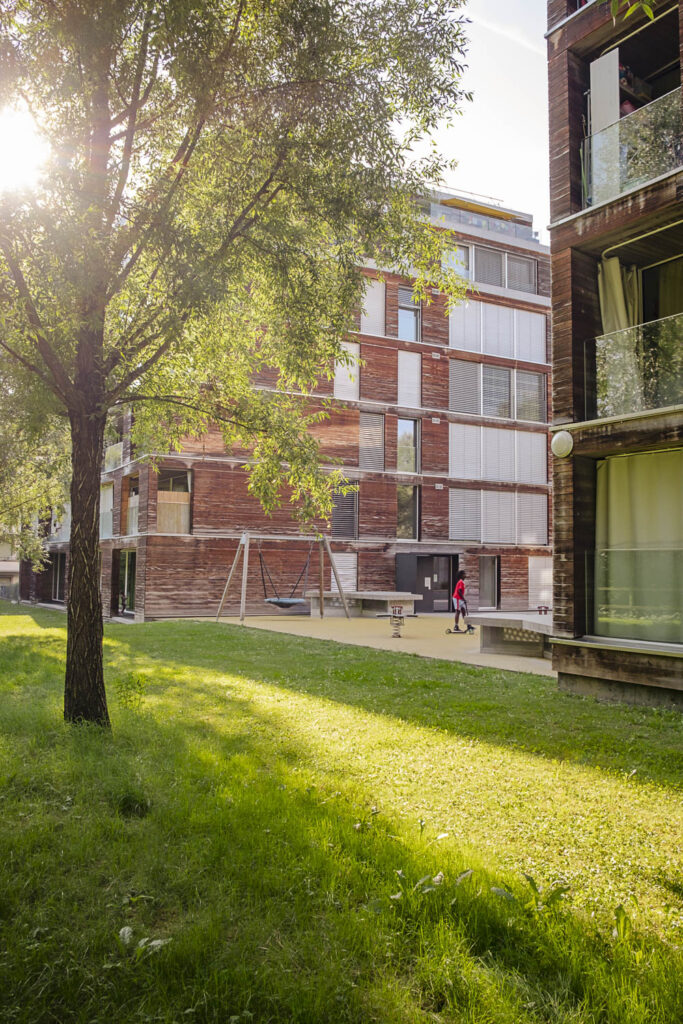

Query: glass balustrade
[583,89,682,207]
[584,311,683,420]
[586,548,682,645]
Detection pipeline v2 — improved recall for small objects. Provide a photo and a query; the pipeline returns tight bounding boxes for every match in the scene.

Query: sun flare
[0,107,50,193]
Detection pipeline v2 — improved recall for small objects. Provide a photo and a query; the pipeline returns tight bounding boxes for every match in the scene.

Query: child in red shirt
[452,571,475,634]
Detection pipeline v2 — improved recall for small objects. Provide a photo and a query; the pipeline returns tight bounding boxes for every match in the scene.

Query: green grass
[1,602,682,1024]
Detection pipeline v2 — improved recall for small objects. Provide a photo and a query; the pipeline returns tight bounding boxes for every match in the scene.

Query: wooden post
[215,536,245,621]
[318,540,325,618]
[239,533,251,623]
[323,535,350,619]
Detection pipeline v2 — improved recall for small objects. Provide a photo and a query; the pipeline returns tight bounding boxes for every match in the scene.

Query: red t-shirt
[453,579,465,602]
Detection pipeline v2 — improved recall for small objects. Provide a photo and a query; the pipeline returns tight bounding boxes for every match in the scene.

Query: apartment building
[22,191,552,620]
[547,0,683,704]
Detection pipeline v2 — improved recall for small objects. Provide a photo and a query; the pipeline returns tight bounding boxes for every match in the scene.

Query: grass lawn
[1,602,682,1023]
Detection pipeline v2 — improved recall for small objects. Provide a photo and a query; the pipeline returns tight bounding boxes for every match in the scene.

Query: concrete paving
[214,612,556,677]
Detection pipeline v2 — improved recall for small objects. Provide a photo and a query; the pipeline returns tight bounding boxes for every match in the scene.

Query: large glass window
[397,485,419,539]
[516,371,547,422]
[397,418,420,473]
[397,286,420,342]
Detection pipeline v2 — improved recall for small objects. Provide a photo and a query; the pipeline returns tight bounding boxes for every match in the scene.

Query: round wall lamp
[551,430,574,458]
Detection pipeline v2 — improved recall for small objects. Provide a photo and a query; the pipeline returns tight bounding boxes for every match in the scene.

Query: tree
[0,0,469,726]
[610,0,654,19]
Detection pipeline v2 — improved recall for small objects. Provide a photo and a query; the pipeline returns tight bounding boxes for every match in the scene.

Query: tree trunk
[64,410,110,726]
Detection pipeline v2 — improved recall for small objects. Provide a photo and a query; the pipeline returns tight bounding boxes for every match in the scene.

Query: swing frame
[215,532,351,622]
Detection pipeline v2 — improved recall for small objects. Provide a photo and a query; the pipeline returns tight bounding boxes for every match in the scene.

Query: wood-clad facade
[547,0,683,705]
[24,194,552,621]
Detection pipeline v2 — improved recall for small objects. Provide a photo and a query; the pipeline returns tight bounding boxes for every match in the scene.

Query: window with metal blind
[331,490,358,538]
[333,341,360,400]
[443,245,471,280]
[482,427,516,482]
[516,493,548,544]
[482,303,514,358]
[482,365,512,418]
[396,485,419,539]
[482,490,516,543]
[359,412,384,471]
[528,556,552,608]
[360,278,385,336]
[515,431,547,485]
[397,418,420,473]
[449,359,480,414]
[449,423,481,479]
[449,488,481,541]
[397,286,420,342]
[397,350,421,408]
[449,299,481,351]
[515,310,546,363]
[507,254,537,294]
[330,551,357,593]
[474,246,504,287]
[516,370,547,422]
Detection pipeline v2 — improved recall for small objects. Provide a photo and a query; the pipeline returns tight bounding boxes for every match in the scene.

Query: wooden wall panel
[359,479,396,538]
[360,341,397,404]
[421,485,448,540]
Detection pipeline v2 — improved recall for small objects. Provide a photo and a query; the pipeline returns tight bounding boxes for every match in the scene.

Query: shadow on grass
[1,619,681,1024]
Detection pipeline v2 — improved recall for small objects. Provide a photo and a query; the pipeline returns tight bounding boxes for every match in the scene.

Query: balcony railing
[157,491,190,534]
[582,89,683,207]
[587,549,682,645]
[584,312,683,420]
[126,494,139,535]
[104,442,124,471]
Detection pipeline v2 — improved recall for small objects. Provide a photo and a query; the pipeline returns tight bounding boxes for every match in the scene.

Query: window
[516,432,547,485]
[397,418,420,473]
[100,484,114,540]
[482,303,514,358]
[449,424,547,485]
[449,422,481,479]
[449,299,481,352]
[397,350,421,407]
[331,490,358,539]
[359,413,384,471]
[158,470,189,492]
[473,246,538,294]
[515,310,546,362]
[507,255,537,293]
[516,371,547,422]
[330,551,357,594]
[157,469,191,534]
[397,286,420,342]
[516,493,548,545]
[482,427,516,482]
[334,341,360,400]
[450,301,547,363]
[448,488,548,544]
[474,246,504,287]
[528,556,552,609]
[361,278,385,335]
[443,245,471,279]
[449,359,480,414]
[125,476,139,536]
[482,366,512,418]
[397,485,419,539]
[51,552,67,602]
[448,488,480,541]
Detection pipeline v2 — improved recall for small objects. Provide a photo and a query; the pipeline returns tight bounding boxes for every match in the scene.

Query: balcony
[584,312,683,420]
[582,89,683,207]
[104,442,124,472]
[126,493,139,535]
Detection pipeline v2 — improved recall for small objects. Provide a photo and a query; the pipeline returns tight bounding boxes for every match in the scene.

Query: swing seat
[264,596,307,609]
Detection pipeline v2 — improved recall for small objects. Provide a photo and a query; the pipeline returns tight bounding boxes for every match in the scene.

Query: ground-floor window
[479,555,499,609]
[119,550,137,614]
[397,485,420,540]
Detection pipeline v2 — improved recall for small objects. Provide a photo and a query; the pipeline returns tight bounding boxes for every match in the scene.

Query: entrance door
[51,552,66,603]
[415,555,457,612]
[119,550,136,614]
[479,555,499,609]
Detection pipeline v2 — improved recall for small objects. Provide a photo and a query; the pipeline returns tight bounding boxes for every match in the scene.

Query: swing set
[215,532,350,622]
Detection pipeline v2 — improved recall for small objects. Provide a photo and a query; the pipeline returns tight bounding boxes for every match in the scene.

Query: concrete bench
[305,591,422,618]
[466,610,554,658]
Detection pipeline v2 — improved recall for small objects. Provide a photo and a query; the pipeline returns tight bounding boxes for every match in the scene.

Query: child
[452,570,475,634]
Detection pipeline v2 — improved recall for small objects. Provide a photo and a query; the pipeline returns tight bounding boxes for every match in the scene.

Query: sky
[428,0,550,241]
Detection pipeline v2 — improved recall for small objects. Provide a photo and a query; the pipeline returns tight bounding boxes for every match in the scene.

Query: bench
[466,610,554,658]
[305,591,422,618]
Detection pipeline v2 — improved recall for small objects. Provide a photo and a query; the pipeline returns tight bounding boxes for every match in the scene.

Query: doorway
[119,550,136,614]
[51,552,66,603]
[479,555,500,610]
[414,555,457,613]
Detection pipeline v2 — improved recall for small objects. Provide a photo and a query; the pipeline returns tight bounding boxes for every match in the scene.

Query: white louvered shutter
[516,431,547,485]
[360,278,385,336]
[516,370,547,422]
[516,493,548,545]
[481,303,514,358]
[528,556,553,608]
[331,491,358,538]
[482,490,516,543]
[334,341,360,400]
[475,246,504,287]
[397,350,421,408]
[507,255,537,294]
[449,299,481,351]
[515,310,547,363]
[449,423,481,479]
[482,427,516,482]
[482,365,512,418]
[449,359,480,414]
[449,488,481,541]
[330,551,357,593]
[359,413,384,471]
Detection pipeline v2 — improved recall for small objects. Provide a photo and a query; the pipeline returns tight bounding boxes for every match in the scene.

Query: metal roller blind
[482,303,514,358]
[474,246,504,287]
[482,365,512,418]
[333,341,360,400]
[507,254,537,294]
[330,551,357,593]
[449,299,481,351]
[516,431,547,485]
[360,278,385,336]
[449,423,481,479]
[482,490,516,543]
[449,487,481,541]
[449,358,480,414]
[516,370,547,422]
[516,493,548,545]
[331,490,358,538]
[397,350,421,408]
[359,412,384,471]
[528,555,552,608]
[515,310,546,363]
[482,427,516,482]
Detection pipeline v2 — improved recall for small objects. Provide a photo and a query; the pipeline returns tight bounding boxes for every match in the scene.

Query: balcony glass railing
[126,494,139,535]
[104,442,124,471]
[583,89,683,207]
[157,491,191,534]
[586,549,682,645]
[584,312,683,420]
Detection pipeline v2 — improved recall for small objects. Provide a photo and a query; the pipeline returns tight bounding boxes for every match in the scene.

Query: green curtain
[594,449,683,643]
